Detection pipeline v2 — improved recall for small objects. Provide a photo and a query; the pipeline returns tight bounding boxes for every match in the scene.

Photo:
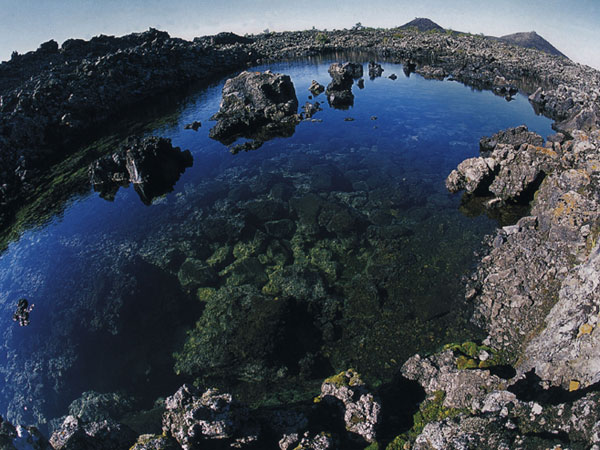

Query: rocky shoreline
[1,25,600,449]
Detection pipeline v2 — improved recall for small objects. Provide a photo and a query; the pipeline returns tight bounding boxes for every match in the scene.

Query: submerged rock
[209,70,300,148]
[0,416,51,450]
[89,136,193,205]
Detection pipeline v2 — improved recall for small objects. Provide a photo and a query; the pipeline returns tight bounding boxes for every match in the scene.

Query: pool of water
[0,58,554,429]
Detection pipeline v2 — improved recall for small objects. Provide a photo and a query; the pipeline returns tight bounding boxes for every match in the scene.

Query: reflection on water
[0,58,554,429]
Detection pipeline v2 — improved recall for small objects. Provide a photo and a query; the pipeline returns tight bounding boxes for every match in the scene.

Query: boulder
[162,385,258,449]
[130,434,182,450]
[318,369,381,443]
[49,415,137,450]
[209,70,300,146]
[328,62,363,80]
[89,136,193,204]
[308,80,325,95]
[368,61,384,79]
[0,416,51,450]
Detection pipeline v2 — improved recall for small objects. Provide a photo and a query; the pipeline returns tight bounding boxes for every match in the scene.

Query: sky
[0,0,599,70]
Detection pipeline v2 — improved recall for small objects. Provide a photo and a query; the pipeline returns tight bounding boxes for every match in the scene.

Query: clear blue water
[0,59,553,429]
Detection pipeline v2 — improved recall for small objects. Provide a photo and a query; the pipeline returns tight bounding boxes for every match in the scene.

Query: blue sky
[1,0,599,69]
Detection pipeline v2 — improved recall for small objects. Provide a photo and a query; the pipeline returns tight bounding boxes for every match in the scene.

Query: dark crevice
[512,170,547,205]
[509,369,600,406]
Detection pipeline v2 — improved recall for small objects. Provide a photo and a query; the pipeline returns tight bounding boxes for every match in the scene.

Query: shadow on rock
[209,70,301,153]
[89,136,193,205]
[326,62,362,110]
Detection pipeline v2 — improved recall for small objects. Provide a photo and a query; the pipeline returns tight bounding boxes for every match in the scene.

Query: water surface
[0,59,553,429]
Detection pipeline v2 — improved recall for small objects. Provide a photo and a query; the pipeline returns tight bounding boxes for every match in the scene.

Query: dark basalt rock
[308,80,325,95]
[183,121,201,131]
[89,136,193,205]
[302,101,322,119]
[326,62,358,109]
[12,298,34,327]
[328,62,363,80]
[368,61,383,79]
[209,70,301,149]
[389,73,397,80]
[0,415,51,449]
[210,32,254,46]
[50,415,137,450]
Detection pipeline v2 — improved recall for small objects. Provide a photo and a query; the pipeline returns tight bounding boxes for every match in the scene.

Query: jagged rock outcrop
[317,369,381,443]
[368,61,383,79]
[209,70,300,148]
[326,63,361,109]
[402,351,503,410]
[279,431,334,450]
[89,136,193,204]
[446,125,559,205]
[463,131,600,362]
[130,434,182,450]
[0,28,253,216]
[162,385,258,449]
[49,415,137,449]
[0,415,51,449]
[308,80,325,95]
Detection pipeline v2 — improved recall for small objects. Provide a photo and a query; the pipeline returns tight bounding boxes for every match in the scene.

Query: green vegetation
[315,32,330,45]
[443,341,503,370]
[386,391,467,449]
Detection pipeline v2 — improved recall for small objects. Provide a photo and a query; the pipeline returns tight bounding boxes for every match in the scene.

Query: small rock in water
[357,78,365,89]
[344,117,355,122]
[389,73,397,80]
[368,61,384,79]
[308,80,325,95]
[184,121,202,131]
[12,298,34,326]
[370,116,377,120]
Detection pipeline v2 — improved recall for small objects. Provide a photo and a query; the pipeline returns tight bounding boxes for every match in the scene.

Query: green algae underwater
[0,58,553,428]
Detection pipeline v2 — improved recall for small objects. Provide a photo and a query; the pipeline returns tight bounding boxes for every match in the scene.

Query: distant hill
[495,31,567,58]
[399,18,445,32]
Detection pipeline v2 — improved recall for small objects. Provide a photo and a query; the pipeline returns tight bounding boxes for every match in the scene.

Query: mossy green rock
[177,258,217,288]
[129,433,180,450]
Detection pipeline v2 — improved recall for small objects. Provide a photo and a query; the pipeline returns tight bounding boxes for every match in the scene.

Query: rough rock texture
[462,131,600,363]
[130,434,182,450]
[209,70,300,147]
[402,351,503,409]
[89,136,193,204]
[49,415,137,449]
[318,369,381,443]
[308,80,324,95]
[325,62,359,109]
[446,125,556,205]
[368,61,384,79]
[0,28,252,217]
[162,385,258,450]
[279,431,334,450]
[0,416,51,449]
